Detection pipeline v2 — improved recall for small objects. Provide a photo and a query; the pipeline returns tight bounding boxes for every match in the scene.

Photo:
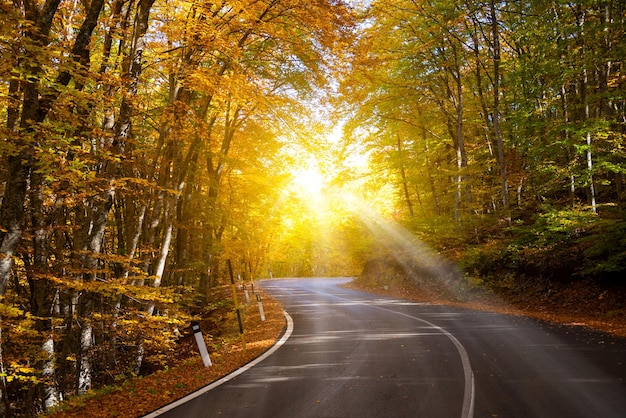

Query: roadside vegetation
[47,288,285,418]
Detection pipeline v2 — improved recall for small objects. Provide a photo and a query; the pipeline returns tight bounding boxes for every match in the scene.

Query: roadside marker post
[191,321,212,367]
[256,293,266,321]
[243,284,250,303]
[227,259,246,353]
[248,262,255,295]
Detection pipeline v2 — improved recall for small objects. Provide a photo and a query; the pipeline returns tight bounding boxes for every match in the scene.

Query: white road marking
[143,311,294,417]
[306,285,475,418]
[372,304,475,418]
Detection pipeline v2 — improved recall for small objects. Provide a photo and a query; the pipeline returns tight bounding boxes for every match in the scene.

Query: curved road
[147,278,626,417]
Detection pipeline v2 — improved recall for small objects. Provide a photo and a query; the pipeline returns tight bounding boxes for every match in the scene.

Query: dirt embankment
[349,255,626,338]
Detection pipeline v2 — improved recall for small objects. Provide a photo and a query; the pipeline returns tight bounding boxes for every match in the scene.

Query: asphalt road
[147,277,626,418]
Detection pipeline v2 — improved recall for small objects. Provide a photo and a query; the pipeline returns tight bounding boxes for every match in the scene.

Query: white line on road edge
[143,311,294,417]
[303,283,475,418]
[372,305,475,418]
[305,284,475,418]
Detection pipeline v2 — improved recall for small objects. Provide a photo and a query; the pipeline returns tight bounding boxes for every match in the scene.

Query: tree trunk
[440,37,472,221]
[41,336,59,409]
[576,9,597,213]
[146,211,174,316]
[30,169,62,409]
[0,154,29,296]
[447,41,470,221]
[586,130,597,212]
[0,0,63,296]
[77,321,93,394]
[396,135,415,218]
[489,0,509,211]
[135,200,174,374]
[422,128,441,216]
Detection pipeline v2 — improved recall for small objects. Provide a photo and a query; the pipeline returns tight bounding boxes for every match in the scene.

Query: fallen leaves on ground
[48,289,286,418]
[347,277,626,338]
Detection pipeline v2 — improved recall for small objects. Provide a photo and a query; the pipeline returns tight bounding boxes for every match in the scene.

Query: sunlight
[291,167,325,196]
[269,121,399,277]
[333,190,473,310]
[341,191,459,281]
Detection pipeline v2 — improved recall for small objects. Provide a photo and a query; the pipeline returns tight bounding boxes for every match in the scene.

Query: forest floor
[347,275,626,338]
[48,275,625,417]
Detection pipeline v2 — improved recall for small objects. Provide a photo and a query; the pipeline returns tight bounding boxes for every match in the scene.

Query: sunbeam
[335,190,468,301]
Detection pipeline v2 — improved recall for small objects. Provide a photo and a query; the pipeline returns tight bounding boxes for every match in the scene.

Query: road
[147,278,626,417]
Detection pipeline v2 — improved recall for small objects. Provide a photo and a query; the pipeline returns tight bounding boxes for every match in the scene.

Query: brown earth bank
[348,255,626,338]
[46,288,286,418]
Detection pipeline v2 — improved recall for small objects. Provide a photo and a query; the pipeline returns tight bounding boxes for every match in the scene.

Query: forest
[0,0,624,415]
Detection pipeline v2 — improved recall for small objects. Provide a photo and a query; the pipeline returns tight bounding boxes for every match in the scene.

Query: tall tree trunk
[586,129,597,212]
[0,0,63,296]
[146,219,174,315]
[447,40,470,221]
[75,183,112,395]
[0,154,29,296]
[421,127,441,216]
[489,0,509,211]
[576,9,597,213]
[396,135,414,218]
[29,169,62,410]
[77,321,93,394]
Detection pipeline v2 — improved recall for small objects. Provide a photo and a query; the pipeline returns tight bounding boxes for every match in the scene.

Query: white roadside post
[191,320,212,367]
[243,284,250,303]
[256,293,266,321]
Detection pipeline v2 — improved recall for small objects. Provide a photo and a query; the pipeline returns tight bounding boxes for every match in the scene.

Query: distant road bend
[147,278,626,418]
